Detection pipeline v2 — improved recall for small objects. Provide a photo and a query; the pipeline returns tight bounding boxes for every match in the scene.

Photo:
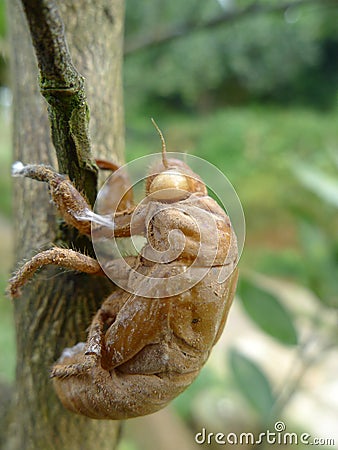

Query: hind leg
[51,288,129,378]
[51,307,106,378]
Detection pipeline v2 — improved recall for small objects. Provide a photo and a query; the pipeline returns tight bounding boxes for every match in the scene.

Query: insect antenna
[151,118,169,169]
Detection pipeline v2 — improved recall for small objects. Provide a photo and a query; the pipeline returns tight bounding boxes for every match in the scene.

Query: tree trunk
[5,1,124,449]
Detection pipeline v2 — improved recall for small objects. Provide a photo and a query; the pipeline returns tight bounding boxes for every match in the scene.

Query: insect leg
[51,353,99,379]
[8,247,102,298]
[12,162,94,235]
[51,288,131,378]
[95,158,121,171]
[12,162,143,239]
[95,157,135,217]
[51,309,106,378]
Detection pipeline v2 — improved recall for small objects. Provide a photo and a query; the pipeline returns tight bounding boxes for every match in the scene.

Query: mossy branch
[20,0,98,205]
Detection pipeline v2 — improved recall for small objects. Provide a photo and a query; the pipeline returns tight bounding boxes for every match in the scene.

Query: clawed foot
[50,342,99,379]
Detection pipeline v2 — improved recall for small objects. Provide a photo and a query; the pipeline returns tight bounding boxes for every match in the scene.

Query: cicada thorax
[141,192,235,267]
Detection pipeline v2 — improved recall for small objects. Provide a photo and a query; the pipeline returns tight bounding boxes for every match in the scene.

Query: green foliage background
[124,0,338,110]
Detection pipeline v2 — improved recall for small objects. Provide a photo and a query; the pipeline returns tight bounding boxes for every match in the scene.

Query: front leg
[12,162,144,239]
[12,162,99,236]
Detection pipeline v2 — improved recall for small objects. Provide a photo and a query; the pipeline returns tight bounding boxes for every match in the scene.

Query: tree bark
[5,1,124,449]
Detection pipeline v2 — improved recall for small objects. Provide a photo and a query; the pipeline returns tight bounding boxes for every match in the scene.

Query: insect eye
[149,171,190,201]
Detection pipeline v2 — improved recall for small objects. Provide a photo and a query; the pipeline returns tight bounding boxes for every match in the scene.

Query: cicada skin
[9,130,239,420]
[53,268,238,419]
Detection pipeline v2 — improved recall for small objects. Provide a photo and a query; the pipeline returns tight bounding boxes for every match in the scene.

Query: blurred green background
[1,0,337,449]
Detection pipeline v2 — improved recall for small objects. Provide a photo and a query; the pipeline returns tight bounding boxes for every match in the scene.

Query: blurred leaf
[0,0,7,38]
[242,248,308,282]
[172,366,221,419]
[238,279,298,345]
[118,438,139,450]
[229,349,275,421]
[298,221,338,308]
[293,163,338,208]
[299,220,330,262]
